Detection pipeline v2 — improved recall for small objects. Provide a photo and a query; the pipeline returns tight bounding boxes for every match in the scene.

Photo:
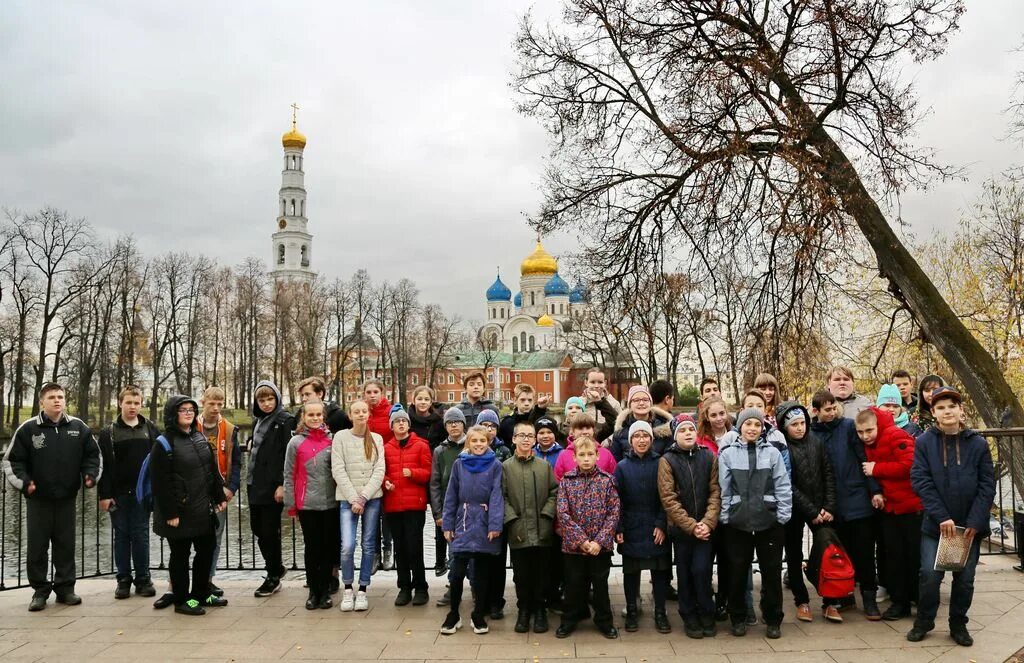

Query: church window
[290,155,295,169]
[290,199,296,215]
[489,333,498,351]
[277,244,285,265]
[560,303,564,314]
[512,337,519,353]
[520,331,527,350]
[529,336,536,352]
[300,245,309,267]
[300,200,305,216]
[530,292,535,306]
[281,199,286,215]
[544,372,551,382]
[448,374,455,384]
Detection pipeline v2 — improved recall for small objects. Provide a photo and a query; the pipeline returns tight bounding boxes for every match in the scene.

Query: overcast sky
[1,1,1021,322]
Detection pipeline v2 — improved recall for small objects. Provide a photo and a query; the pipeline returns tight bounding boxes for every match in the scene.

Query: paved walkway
[1,554,1023,662]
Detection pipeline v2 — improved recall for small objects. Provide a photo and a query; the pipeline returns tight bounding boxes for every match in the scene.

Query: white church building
[478,241,588,354]
[270,106,316,285]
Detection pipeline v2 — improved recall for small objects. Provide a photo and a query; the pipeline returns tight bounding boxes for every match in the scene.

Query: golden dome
[282,124,306,149]
[520,240,557,276]
[537,314,555,327]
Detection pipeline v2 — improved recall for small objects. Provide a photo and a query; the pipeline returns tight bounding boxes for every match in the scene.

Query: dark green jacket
[502,454,558,549]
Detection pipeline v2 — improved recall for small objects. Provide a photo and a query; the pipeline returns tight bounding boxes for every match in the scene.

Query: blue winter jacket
[812,417,880,522]
[613,450,669,559]
[718,436,792,532]
[534,442,564,469]
[911,427,995,539]
[442,450,505,555]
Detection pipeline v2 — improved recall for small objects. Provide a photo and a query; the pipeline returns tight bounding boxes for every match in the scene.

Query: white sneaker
[340,589,355,612]
[354,590,368,611]
[876,586,889,602]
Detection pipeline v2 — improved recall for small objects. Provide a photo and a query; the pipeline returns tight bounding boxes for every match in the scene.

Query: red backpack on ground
[805,527,856,599]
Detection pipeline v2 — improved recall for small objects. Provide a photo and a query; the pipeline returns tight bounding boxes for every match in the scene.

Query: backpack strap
[156,435,172,455]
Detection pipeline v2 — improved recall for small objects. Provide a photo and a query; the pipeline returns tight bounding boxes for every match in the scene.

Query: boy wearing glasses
[503,421,559,634]
[4,382,100,612]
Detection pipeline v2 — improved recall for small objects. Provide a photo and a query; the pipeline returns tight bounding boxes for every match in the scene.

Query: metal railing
[2,429,1022,591]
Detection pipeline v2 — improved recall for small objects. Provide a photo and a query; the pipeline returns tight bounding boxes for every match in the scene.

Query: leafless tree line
[0,208,463,432]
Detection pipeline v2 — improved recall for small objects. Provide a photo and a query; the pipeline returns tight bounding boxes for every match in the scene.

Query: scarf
[459,449,497,473]
[895,410,910,429]
[290,425,332,516]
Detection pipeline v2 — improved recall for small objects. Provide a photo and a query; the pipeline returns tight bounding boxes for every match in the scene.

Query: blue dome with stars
[570,281,587,304]
[544,273,571,297]
[514,292,522,307]
[486,274,512,302]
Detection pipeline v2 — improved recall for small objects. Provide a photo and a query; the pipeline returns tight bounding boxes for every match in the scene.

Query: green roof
[443,350,570,370]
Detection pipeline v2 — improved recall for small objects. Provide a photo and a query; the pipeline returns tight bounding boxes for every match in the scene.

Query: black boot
[533,609,549,633]
[683,619,704,639]
[305,590,318,610]
[862,590,881,621]
[654,610,671,633]
[700,615,717,637]
[624,603,639,632]
[514,609,531,633]
[115,578,132,600]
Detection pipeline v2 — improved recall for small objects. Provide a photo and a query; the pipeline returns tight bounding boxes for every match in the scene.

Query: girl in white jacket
[332,399,386,611]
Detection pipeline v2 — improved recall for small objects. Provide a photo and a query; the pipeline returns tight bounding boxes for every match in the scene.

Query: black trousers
[298,508,338,597]
[834,517,877,593]
[26,497,77,596]
[487,539,508,610]
[249,502,284,577]
[387,510,427,591]
[510,546,549,611]
[450,552,492,618]
[168,531,215,605]
[562,552,613,629]
[723,524,785,627]
[784,518,811,606]
[624,564,670,613]
[545,536,564,606]
[435,524,448,567]
[880,511,922,606]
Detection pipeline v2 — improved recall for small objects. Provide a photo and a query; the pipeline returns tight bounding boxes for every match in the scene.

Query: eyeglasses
[630,398,651,405]
[513,433,536,440]
[178,408,196,415]
[480,422,497,429]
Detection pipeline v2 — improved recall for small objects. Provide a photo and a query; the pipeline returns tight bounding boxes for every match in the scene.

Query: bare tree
[15,208,109,413]
[422,304,461,392]
[515,1,1024,435]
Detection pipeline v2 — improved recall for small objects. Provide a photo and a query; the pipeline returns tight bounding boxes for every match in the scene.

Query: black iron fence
[1,428,1022,591]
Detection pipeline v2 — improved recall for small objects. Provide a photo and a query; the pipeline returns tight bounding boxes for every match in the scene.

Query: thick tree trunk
[812,131,1024,492]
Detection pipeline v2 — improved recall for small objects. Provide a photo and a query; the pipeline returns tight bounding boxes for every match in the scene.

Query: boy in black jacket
[249,380,296,598]
[907,387,995,648]
[3,383,100,611]
[98,385,162,599]
[498,384,549,446]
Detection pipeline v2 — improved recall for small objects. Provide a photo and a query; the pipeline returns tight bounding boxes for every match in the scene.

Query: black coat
[498,406,548,447]
[247,408,295,505]
[3,411,100,500]
[324,401,353,435]
[151,396,223,540]
[98,415,162,500]
[409,405,446,449]
[776,402,837,524]
[613,450,669,559]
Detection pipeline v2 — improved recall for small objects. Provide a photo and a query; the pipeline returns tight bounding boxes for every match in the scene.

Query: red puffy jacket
[382,433,432,513]
[863,407,923,515]
[368,397,393,440]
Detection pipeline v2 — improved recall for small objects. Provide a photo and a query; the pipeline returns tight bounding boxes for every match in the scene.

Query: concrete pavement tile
[627,657,729,663]
[0,641,112,659]
[161,627,265,644]
[78,626,176,643]
[827,646,952,662]
[0,615,78,629]
[344,629,440,645]
[252,629,352,645]
[380,641,481,659]
[574,640,675,658]
[477,642,576,659]
[669,636,773,655]
[766,633,871,652]
[280,642,385,659]
[185,642,296,659]
[725,652,836,663]
[929,629,1024,663]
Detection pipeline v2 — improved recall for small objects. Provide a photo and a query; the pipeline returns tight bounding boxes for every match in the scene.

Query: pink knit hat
[627,385,651,403]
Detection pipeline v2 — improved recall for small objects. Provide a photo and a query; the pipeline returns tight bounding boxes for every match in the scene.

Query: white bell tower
[270,103,316,285]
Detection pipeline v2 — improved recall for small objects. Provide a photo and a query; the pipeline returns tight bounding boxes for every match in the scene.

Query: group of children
[4,366,994,649]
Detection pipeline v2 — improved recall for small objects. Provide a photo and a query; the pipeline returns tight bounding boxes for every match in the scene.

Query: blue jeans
[340,498,381,587]
[110,496,151,583]
[916,534,982,630]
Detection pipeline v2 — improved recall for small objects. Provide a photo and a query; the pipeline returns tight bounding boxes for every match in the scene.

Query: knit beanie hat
[389,406,411,428]
[565,396,587,411]
[443,407,466,425]
[627,385,651,403]
[876,384,902,407]
[628,420,654,440]
[735,408,764,430]
[476,409,500,427]
[781,407,806,428]
[672,413,697,435]
[535,417,558,435]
